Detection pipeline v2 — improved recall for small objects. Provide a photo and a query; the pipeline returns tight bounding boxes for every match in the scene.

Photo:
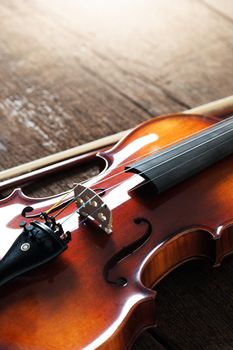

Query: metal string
[52,116,233,219]
[60,123,233,227]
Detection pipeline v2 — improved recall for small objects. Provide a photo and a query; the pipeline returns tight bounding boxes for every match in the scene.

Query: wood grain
[0,0,233,349]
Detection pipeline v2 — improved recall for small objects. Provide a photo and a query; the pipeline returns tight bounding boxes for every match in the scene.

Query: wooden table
[1,1,233,348]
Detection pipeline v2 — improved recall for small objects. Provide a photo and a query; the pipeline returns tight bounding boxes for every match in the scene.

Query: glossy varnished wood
[1,114,233,349]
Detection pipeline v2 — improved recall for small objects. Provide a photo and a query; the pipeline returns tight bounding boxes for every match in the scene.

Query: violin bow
[1,95,233,193]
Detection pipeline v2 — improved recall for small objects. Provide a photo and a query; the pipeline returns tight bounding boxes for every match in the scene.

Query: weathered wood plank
[1,0,233,170]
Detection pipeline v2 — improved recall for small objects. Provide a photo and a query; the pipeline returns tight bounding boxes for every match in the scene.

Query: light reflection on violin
[1,100,233,349]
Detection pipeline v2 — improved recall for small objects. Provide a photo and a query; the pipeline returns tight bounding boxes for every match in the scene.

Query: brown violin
[1,104,233,349]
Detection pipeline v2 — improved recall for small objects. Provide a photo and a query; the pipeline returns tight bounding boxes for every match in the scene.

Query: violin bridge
[74,184,112,234]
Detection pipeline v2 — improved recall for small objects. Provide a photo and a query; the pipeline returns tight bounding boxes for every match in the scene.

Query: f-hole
[103,217,152,287]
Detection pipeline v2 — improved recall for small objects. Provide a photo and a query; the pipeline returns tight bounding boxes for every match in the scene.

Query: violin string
[134,133,233,187]
[78,116,233,189]
[83,116,233,189]
[130,119,233,182]
[72,132,233,229]
[54,185,86,218]
[46,188,75,214]
[54,116,233,218]
[60,120,233,227]
[57,117,233,218]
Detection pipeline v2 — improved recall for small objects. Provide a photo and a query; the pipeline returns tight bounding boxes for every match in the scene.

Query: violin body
[1,113,233,350]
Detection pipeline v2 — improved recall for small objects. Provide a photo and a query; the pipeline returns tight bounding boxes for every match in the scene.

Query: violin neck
[127,116,233,193]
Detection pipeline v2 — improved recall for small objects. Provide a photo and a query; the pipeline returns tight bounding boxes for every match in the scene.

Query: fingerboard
[126,116,233,193]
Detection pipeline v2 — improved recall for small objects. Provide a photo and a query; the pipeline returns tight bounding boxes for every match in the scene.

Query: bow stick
[1,95,233,192]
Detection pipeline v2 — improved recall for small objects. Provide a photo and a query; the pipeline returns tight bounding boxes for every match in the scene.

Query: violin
[1,97,233,350]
